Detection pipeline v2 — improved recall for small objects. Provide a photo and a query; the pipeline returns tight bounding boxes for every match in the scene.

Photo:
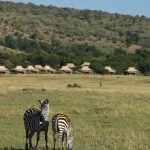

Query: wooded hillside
[0,1,150,49]
[0,2,150,75]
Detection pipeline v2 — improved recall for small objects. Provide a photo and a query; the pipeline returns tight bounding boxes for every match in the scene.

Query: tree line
[0,36,150,75]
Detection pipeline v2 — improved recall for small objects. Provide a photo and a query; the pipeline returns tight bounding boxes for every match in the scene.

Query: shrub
[67,83,81,88]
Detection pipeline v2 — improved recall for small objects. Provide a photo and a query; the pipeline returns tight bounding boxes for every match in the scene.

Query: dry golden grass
[0,74,150,150]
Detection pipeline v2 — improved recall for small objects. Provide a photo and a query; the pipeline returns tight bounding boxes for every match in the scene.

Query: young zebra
[24,98,50,150]
[52,113,75,150]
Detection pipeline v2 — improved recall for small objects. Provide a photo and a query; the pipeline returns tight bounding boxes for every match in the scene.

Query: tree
[45,54,60,69]
[114,48,126,55]
[5,36,18,49]
[125,31,141,45]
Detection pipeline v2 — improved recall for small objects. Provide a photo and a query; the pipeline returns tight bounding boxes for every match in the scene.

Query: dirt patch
[0,95,8,98]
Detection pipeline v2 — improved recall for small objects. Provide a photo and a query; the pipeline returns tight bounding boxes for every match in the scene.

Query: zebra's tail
[52,116,58,133]
[23,113,27,128]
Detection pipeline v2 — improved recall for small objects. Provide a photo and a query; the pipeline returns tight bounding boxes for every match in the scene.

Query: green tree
[5,36,18,49]
[45,54,60,69]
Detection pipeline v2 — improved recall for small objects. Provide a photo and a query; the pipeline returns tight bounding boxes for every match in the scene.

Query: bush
[67,83,81,88]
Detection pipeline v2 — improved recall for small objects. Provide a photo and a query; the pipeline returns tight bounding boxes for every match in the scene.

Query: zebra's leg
[58,132,62,150]
[25,130,29,150]
[65,134,67,150]
[53,132,56,150]
[29,131,35,149]
[35,132,40,150]
[62,132,65,150]
[44,129,49,149]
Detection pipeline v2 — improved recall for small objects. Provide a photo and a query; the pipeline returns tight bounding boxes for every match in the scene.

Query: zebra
[52,113,75,150]
[23,98,50,150]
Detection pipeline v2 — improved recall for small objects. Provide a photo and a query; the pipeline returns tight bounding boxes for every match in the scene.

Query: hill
[0,1,150,51]
[0,2,150,75]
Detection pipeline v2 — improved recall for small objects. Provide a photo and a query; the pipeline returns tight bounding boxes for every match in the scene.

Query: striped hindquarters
[24,108,43,132]
[52,113,71,133]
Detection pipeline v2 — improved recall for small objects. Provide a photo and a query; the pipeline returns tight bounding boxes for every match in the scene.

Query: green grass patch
[0,74,150,150]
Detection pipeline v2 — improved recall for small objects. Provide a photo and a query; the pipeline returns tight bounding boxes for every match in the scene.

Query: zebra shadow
[0,148,53,150]
[0,147,24,150]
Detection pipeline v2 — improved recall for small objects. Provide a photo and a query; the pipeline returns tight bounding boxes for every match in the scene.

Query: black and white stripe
[24,99,50,150]
[52,113,74,150]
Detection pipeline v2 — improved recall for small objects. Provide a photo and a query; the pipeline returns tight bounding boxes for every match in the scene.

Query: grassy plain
[0,74,150,150]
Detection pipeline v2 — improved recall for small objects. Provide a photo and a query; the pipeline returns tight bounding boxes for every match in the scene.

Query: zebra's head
[39,99,49,121]
[65,127,75,150]
[67,133,76,150]
[39,99,49,107]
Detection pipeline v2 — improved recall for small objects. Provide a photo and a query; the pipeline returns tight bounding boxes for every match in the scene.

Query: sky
[1,0,150,17]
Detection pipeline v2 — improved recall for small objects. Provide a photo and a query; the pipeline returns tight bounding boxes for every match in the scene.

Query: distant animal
[6,84,12,89]
[52,113,75,150]
[24,99,50,150]
[42,84,46,89]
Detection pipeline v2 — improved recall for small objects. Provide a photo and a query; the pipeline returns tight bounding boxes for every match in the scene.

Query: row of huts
[0,62,139,75]
[0,65,56,74]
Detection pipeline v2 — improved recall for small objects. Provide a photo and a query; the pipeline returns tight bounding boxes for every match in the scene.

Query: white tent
[44,65,56,73]
[0,66,10,74]
[11,66,27,74]
[125,67,139,75]
[81,62,90,67]
[104,66,116,74]
[35,65,44,71]
[67,63,76,69]
[59,66,72,74]
[79,66,93,74]
[26,66,39,73]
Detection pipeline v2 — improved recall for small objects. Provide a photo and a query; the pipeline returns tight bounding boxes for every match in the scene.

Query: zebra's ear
[39,100,42,104]
[45,99,49,104]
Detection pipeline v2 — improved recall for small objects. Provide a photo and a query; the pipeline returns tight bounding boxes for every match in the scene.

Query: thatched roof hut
[0,66,10,74]
[59,66,72,74]
[67,63,76,69]
[35,65,44,71]
[81,62,90,67]
[104,66,116,74]
[26,66,39,73]
[11,66,27,74]
[125,67,139,75]
[44,65,56,73]
[79,66,93,74]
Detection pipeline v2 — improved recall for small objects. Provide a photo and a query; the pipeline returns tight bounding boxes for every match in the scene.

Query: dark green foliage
[45,54,60,69]
[91,59,105,74]
[5,36,18,49]
[0,35,150,75]
[0,2,150,75]
[125,31,141,45]
[136,49,150,75]
[114,48,126,55]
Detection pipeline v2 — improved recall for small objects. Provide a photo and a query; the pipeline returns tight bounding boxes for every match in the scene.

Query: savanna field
[0,74,150,150]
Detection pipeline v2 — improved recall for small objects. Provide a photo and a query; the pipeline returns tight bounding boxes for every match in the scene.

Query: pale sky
[1,0,150,17]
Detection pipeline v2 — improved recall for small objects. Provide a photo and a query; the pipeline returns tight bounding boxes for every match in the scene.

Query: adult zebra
[24,98,50,150]
[52,113,75,150]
